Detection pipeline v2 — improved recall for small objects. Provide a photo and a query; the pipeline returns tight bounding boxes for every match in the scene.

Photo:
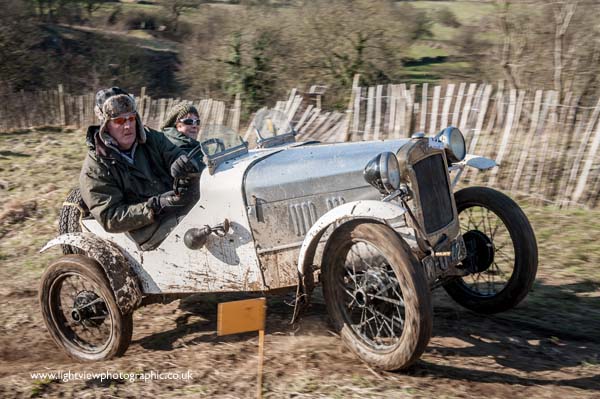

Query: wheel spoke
[49,271,115,352]
[366,293,404,306]
[458,203,520,297]
[334,238,411,350]
[73,297,104,311]
[367,307,386,341]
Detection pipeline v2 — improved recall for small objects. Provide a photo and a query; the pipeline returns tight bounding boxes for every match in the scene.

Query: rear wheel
[39,255,133,361]
[443,186,538,314]
[322,222,432,371]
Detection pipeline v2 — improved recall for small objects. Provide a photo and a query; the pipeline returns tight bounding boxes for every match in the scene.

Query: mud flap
[41,233,143,314]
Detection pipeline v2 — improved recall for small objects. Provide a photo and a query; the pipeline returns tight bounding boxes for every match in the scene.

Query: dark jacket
[162,127,204,165]
[79,125,184,248]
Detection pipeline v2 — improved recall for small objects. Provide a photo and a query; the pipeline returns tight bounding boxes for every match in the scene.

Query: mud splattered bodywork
[41,233,143,314]
[244,140,413,289]
[42,135,467,297]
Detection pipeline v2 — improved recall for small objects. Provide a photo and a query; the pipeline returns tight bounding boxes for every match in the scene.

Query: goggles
[110,113,136,125]
[179,118,200,126]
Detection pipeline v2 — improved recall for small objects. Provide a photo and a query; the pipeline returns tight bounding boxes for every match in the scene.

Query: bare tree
[552,1,578,100]
[159,0,200,32]
[461,0,600,104]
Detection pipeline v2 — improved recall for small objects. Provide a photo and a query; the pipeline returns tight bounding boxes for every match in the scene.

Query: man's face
[175,113,200,139]
[107,112,137,150]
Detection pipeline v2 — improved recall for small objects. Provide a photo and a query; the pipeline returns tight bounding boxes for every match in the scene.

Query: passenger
[161,102,206,203]
[79,87,200,250]
[160,102,204,165]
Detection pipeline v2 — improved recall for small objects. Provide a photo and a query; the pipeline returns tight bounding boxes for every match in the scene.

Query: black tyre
[39,255,133,361]
[58,187,89,254]
[443,186,538,314]
[322,222,432,371]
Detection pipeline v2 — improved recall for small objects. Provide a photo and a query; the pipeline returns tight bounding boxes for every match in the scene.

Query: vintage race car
[40,110,538,370]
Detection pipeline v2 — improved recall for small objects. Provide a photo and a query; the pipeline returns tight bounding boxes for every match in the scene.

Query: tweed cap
[161,102,199,130]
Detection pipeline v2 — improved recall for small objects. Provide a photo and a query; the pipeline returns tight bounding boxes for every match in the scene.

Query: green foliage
[176,0,434,110]
[436,6,461,28]
[0,1,49,90]
[223,30,276,111]
[396,3,433,41]
[30,378,56,398]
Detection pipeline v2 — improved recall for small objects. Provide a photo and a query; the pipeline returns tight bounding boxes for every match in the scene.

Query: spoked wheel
[39,255,132,361]
[444,186,538,314]
[322,222,432,371]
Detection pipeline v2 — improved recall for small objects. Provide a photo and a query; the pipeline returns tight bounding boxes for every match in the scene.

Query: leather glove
[171,154,200,179]
[146,191,186,215]
[174,178,192,197]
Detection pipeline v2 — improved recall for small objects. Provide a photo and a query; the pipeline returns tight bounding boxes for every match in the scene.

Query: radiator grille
[413,154,453,234]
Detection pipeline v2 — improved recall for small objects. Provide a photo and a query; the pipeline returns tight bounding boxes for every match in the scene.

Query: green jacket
[79,125,184,245]
[162,127,204,165]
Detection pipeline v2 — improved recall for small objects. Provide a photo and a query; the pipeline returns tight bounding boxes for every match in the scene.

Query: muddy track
[1,286,599,398]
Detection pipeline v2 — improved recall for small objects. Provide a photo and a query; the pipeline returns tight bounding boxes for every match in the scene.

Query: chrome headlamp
[436,127,466,163]
[363,152,401,194]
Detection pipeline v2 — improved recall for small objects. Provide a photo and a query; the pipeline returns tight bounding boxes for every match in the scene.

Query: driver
[79,87,200,250]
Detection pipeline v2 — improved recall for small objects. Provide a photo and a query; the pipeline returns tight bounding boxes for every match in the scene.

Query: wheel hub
[462,230,495,273]
[355,289,367,307]
[71,290,107,327]
[353,269,393,308]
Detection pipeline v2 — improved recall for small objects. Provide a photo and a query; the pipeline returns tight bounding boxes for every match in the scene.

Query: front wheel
[322,222,432,371]
[443,186,538,314]
[39,255,133,361]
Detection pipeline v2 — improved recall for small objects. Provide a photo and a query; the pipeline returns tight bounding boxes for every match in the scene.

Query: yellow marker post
[217,297,266,399]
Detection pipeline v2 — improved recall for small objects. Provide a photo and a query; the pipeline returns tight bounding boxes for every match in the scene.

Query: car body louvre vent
[289,201,318,236]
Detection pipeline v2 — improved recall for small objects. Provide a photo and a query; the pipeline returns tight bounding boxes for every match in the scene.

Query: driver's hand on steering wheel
[171,154,200,179]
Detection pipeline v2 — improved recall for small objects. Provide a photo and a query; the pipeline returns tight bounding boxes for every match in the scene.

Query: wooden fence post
[441,83,455,128]
[452,82,466,127]
[364,86,375,141]
[468,84,493,154]
[420,83,428,132]
[572,106,600,205]
[564,98,600,204]
[373,84,383,140]
[489,88,517,187]
[232,92,241,132]
[531,91,557,197]
[138,87,146,118]
[58,84,66,126]
[429,85,441,134]
[342,74,360,142]
[459,83,478,142]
